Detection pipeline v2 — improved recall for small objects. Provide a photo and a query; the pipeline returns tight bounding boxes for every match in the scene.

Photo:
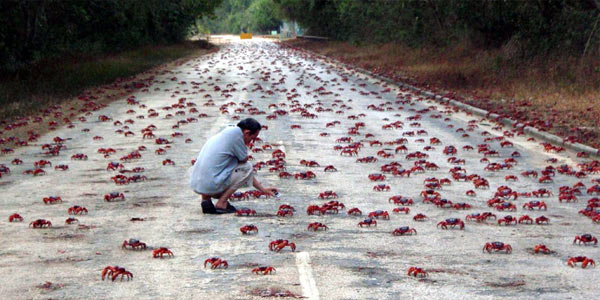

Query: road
[0,37,599,300]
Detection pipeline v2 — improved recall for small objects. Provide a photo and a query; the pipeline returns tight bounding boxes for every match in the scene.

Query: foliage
[201,0,282,34]
[275,0,600,56]
[0,0,221,73]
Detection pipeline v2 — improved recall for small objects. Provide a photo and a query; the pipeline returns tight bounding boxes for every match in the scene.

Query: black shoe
[226,202,237,212]
[201,200,218,214]
[204,200,236,214]
[215,203,237,214]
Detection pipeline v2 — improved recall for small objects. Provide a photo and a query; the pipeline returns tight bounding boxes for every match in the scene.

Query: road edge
[282,43,600,159]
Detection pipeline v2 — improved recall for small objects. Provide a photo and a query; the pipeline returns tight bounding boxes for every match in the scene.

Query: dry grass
[285,39,600,149]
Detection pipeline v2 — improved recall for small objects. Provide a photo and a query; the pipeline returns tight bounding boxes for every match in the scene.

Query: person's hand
[261,187,277,197]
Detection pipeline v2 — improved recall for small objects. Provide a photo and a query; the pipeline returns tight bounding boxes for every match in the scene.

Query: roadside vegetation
[0,0,220,123]
[0,41,215,122]
[277,0,600,149]
[200,0,282,34]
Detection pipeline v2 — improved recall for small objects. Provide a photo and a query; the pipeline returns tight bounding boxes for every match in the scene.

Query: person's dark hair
[237,118,261,134]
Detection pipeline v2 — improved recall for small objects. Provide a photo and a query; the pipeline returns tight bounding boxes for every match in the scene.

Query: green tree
[0,0,222,72]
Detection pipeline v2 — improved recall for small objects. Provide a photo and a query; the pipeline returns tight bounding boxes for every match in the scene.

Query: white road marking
[296,252,320,300]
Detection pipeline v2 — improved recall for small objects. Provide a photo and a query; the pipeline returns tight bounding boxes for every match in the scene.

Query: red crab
[101,266,133,281]
[373,184,390,191]
[434,199,453,208]
[11,158,23,165]
[389,196,413,206]
[407,267,427,277]
[559,194,577,202]
[395,145,408,153]
[107,162,124,171]
[276,209,294,217]
[518,215,533,224]
[443,146,457,155]
[452,203,472,210]
[496,202,516,211]
[340,148,358,156]
[230,192,249,201]
[318,191,338,199]
[294,171,316,180]
[521,170,538,178]
[368,173,386,181]
[538,175,553,183]
[278,171,293,178]
[8,213,23,222]
[466,212,496,222]
[29,219,52,228]
[483,242,512,254]
[535,216,550,225]
[568,256,595,268]
[111,174,129,185]
[122,239,147,250]
[324,165,337,172]
[300,159,320,167]
[104,192,125,202]
[392,226,417,236]
[587,185,600,195]
[153,247,174,258]
[71,153,88,160]
[533,244,551,254]
[368,210,390,220]
[204,257,228,269]
[306,205,324,215]
[162,159,175,166]
[324,200,345,211]
[307,222,328,231]
[34,160,52,168]
[473,179,489,189]
[393,207,410,214]
[358,218,377,227]
[54,164,69,171]
[67,206,88,215]
[127,175,147,183]
[269,239,296,252]
[573,234,598,245]
[437,218,464,229]
[532,188,552,197]
[523,201,547,210]
[236,208,257,216]
[65,217,79,224]
[252,266,275,275]
[43,196,62,205]
[413,213,428,221]
[347,208,362,216]
[240,224,258,234]
[356,156,378,163]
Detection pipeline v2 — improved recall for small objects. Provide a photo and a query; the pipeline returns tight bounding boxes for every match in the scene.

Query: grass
[285,39,600,149]
[0,40,216,123]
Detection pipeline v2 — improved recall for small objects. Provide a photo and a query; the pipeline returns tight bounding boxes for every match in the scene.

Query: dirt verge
[282,39,600,151]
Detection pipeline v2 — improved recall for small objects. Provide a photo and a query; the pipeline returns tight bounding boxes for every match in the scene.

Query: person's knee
[241,161,252,170]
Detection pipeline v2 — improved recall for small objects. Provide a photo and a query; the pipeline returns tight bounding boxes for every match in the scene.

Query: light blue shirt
[190,126,248,194]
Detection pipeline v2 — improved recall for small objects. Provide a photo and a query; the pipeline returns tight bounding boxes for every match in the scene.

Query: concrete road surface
[0,38,598,300]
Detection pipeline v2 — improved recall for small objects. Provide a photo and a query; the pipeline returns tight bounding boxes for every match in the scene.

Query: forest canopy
[3,0,599,73]
[274,0,600,57]
[200,0,282,34]
[0,0,221,72]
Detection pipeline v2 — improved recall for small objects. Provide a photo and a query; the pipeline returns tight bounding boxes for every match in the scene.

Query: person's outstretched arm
[253,177,276,196]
